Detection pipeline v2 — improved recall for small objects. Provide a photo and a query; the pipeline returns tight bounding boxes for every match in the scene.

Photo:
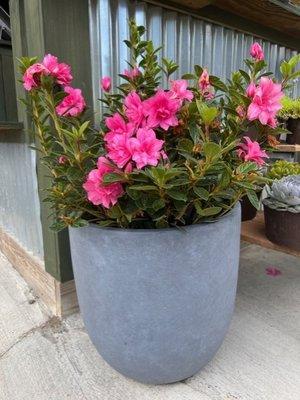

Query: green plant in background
[278,96,300,120]
[267,159,300,179]
[263,175,300,213]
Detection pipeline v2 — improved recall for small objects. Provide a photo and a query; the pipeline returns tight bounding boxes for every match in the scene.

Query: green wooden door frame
[9,0,93,282]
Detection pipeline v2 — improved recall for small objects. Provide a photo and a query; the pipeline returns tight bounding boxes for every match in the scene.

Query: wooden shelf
[241,212,300,257]
[274,144,300,153]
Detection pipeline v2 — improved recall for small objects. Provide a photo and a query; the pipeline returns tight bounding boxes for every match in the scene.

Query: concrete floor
[0,244,300,400]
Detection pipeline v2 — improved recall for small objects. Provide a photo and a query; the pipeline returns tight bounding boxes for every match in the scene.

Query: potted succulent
[267,159,300,180]
[278,96,300,144]
[263,175,300,251]
[20,22,296,384]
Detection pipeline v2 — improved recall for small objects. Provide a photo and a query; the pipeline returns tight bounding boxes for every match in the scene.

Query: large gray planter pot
[69,203,241,385]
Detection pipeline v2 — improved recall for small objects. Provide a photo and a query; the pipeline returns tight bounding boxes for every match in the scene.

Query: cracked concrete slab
[0,245,299,400]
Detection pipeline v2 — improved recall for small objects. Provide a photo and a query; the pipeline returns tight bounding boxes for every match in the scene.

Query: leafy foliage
[278,96,300,120]
[20,22,298,230]
[267,160,300,180]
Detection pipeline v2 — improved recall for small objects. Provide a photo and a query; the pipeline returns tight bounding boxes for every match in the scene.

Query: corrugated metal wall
[0,135,44,258]
[89,0,300,114]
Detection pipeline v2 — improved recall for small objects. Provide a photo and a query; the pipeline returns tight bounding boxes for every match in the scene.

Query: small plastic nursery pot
[286,118,300,145]
[69,204,241,385]
[264,204,300,251]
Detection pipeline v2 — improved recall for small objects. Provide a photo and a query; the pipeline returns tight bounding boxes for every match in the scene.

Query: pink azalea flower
[124,162,133,173]
[58,155,67,164]
[237,136,268,166]
[144,90,180,131]
[247,77,283,128]
[265,267,282,277]
[198,69,210,92]
[169,79,194,102]
[43,54,72,86]
[131,128,164,169]
[246,82,256,98]
[23,63,48,91]
[124,91,145,127]
[101,76,111,92]
[105,131,134,168]
[105,113,134,137]
[250,42,264,61]
[123,66,141,79]
[56,86,86,117]
[83,157,123,208]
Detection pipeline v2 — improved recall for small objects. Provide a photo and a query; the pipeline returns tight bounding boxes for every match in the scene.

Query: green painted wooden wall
[0,42,17,122]
[9,0,93,282]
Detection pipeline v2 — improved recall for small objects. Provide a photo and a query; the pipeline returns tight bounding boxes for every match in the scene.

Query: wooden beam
[167,0,215,9]
[214,0,300,42]
[275,144,300,153]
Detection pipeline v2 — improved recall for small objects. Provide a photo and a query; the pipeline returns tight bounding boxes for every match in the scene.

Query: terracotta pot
[286,118,300,145]
[264,204,300,251]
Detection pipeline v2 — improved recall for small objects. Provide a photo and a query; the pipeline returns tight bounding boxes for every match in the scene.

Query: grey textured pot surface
[69,203,241,384]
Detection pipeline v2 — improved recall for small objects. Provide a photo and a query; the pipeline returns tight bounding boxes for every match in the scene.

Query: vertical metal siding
[0,139,44,258]
[89,0,300,115]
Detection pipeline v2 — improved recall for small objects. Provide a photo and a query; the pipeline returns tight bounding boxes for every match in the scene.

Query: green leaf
[107,205,122,219]
[246,190,260,210]
[166,189,187,202]
[209,76,228,92]
[236,162,257,175]
[193,186,209,200]
[152,199,165,211]
[178,138,194,153]
[73,219,89,228]
[197,206,222,217]
[238,69,250,84]
[189,122,201,144]
[181,73,196,80]
[280,61,291,78]
[202,142,222,159]
[194,65,203,77]
[129,185,158,191]
[102,172,125,184]
[197,102,218,125]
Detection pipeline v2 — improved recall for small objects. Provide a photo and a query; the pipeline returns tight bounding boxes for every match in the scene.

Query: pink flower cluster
[56,86,86,117]
[83,157,124,208]
[23,54,72,91]
[84,81,193,207]
[23,54,85,117]
[237,136,268,166]
[246,77,283,128]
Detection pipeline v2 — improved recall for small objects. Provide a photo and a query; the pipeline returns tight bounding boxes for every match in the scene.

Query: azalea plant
[19,21,298,230]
